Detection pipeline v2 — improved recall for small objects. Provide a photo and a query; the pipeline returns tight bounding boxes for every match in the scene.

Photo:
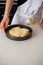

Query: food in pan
[9,27,30,37]
[20,28,29,37]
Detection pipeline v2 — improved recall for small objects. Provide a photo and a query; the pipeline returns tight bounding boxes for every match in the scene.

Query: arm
[0,0,14,31]
[4,0,14,17]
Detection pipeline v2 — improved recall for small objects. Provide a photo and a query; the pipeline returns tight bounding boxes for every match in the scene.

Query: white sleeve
[31,0,43,14]
[26,0,42,15]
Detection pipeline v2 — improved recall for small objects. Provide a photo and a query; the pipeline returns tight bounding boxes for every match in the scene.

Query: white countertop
[0,24,43,65]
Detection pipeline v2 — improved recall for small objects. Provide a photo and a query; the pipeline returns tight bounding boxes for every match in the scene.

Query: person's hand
[0,15,10,31]
[39,19,43,28]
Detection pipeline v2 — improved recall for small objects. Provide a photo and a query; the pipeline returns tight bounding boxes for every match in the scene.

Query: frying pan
[5,24,33,41]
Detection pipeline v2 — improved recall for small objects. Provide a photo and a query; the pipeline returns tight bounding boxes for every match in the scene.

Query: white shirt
[11,0,43,25]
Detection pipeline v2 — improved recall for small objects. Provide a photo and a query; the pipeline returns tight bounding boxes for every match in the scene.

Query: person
[0,0,43,31]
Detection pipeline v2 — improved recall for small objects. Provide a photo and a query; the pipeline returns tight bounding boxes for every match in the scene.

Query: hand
[0,15,10,31]
[39,19,43,28]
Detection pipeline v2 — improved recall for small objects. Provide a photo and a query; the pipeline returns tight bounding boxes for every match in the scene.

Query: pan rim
[5,24,33,41]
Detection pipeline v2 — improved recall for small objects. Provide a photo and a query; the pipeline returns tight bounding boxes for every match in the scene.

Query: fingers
[5,18,10,28]
[39,19,43,28]
[0,17,10,31]
[40,23,43,28]
[0,24,1,29]
[0,21,5,31]
[1,21,9,31]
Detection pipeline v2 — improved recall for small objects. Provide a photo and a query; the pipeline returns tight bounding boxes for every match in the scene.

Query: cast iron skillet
[5,24,33,41]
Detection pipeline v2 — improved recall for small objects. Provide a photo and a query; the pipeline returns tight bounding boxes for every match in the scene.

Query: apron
[11,0,43,25]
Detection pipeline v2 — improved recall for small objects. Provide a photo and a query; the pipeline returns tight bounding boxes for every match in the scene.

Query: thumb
[5,19,10,28]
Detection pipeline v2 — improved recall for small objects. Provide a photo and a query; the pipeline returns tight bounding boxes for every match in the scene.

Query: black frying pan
[5,24,33,41]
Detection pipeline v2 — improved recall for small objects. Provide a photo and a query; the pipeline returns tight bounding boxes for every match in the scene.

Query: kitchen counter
[0,24,43,65]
